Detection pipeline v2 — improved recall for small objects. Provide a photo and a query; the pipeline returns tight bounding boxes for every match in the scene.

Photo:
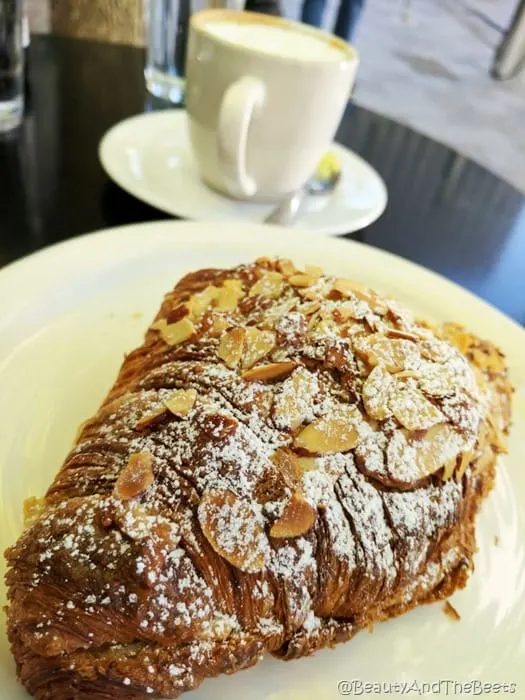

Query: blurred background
[26,0,525,194]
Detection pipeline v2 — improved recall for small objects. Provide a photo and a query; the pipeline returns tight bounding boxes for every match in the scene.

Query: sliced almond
[390,386,444,431]
[332,305,355,323]
[208,314,229,338]
[152,317,195,346]
[198,490,267,573]
[414,423,464,479]
[472,446,494,475]
[362,365,393,420]
[114,452,154,501]
[242,361,297,382]
[23,496,45,528]
[472,348,506,373]
[289,273,316,288]
[386,329,419,342]
[394,370,420,379]
[215,279,244,312]
[217,327,246,368]
[296,457,319,472]
[165,388,197,417]
[277,259,297,276]
[135,407,168,431]
[455,451,473,481]
[301,301,321,316]
[271,448,302,486]
[186,285,219,320]
[242,328,275,368]
[304,265,323,278]
[441,455,458,481]
[294,408,360,454]
[249,271,284,299]
[353,333,417,373]
[269,491,316,538]
[332,279,387,315]
[272,368,318,430]
[332,278,366,296]
[451,331,473,356]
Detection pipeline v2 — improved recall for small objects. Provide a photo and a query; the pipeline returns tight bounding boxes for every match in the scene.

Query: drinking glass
[145,0,244,104]
[145,0,192,104]
[0,0,23,132]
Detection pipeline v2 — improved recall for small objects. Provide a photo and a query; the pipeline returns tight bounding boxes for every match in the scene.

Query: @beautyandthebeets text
[337,680,517,696]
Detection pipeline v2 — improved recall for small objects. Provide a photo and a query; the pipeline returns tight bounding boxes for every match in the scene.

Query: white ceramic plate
[1,222,524,700]
[98,111,388,236]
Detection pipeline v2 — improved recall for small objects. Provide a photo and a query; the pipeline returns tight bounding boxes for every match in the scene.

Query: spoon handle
[264,190,306,226]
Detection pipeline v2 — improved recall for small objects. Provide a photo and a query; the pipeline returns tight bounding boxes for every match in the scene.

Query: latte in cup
[185,10,358,201]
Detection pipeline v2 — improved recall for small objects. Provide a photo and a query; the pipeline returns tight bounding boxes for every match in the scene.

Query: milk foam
[204,21,344,61]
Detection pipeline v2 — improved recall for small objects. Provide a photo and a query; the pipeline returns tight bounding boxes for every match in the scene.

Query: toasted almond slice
[249,271,284,299]
[271,448,302,486]
[472,348,506,373]
[301,301,321,316]
[218,327,246,368]
[273,368,318,430]
[186,285,219,320]
[390,387,444,431]
[332,278,366,296]
[353,333,417,373]
[296,457,319,472]
[242,361,297,382]
[394,370,420,379]
[294,409,359,454]
[414,423,464,479]
[269,491,316,538]
[289,273,317,288]
[165,388,197,417]
[441,455,458,481]
[451,330,473,355]
[255,256,272,266]
[114,452,154,501]
[215,279,244,312]
[472,446,494,475]
[386,329,419,341]
[242,328,276,368]
[332,279,387,314]
[23,496,45,528]
[304,265,323,278]
[152,317,195,346]
[362,365,393,421]
[332,305,355,323]
[208,315,229,338]
[277,259,297,276]
[135,407,168,431]
[198,490,267,573]
[455,450,473,481]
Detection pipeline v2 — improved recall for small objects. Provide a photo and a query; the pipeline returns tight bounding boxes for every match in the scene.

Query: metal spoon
[264,152,342,226]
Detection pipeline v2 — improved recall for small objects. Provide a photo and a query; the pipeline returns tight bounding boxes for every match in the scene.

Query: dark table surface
[1,35,525,324]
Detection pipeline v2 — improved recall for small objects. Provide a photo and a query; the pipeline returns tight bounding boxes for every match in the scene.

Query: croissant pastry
[5,258,511,699]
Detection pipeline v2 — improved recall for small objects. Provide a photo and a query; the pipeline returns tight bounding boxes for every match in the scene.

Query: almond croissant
[5,258,511,699]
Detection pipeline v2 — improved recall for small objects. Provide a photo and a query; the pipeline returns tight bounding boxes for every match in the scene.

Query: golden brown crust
[4,259,512,699]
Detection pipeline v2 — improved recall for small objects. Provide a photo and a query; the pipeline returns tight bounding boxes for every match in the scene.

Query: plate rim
[97,110,388,237]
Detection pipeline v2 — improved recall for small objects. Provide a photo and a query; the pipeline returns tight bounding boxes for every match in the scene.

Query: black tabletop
[1,36,525,324]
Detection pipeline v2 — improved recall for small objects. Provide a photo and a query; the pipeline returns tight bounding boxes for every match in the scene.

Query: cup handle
[217,76,266,197]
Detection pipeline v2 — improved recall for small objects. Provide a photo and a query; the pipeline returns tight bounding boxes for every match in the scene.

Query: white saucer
[98,110,387,236]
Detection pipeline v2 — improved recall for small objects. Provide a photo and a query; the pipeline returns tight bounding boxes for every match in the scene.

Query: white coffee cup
[185,9,358,201]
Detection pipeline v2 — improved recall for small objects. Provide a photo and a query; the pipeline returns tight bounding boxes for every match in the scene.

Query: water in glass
[0,0,23,132]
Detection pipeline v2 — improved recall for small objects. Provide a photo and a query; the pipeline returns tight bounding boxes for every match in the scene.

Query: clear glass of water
[145,0,193,105]
[0,0,23,132]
